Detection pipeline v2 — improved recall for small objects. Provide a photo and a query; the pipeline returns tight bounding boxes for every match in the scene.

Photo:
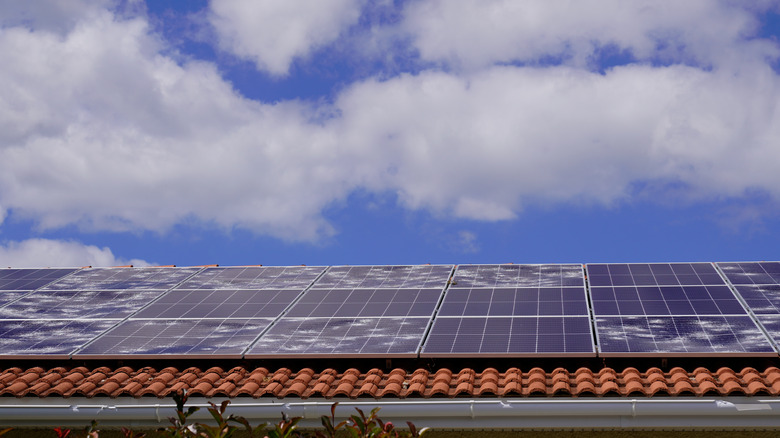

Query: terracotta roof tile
[2,365,780,399]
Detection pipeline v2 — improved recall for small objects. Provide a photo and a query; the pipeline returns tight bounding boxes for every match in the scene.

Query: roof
[2,365,778,398]
[5,364,780,430]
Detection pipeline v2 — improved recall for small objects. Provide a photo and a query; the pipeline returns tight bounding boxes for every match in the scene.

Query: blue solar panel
[131,289,301,319]
[75,318,273,358]
[312,265,453,289]
[0,319,116,358]
[285,288,442,318]
[0,290,165,319]
[596,316,775,356]
[452,264,583,288]
[178,266,325,290]
[245,317,428,358]
[45,267,200,290]
[718,262,780,285]
[0,268,76,291]
[421,316,594,357]
[437,287,588,317]
[587,263,723,287]
[426,264,593,357]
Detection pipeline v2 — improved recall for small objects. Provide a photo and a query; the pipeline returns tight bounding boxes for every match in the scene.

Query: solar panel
[44,267,200,290]
[718,262,780,285]
[177,266,325,290]
[244,317,429,358]
[596,316,775,356]
[0,290,165,319]
[0,319,117,359]
[589,263,775,356]
[422,316,593,357]
[74,318,273,359]
[284,288,442,318]
[312,265,453,289]
[452,264,584,288]
[0,268,76,291]
[131,289,300,319]
[420,264,594,357]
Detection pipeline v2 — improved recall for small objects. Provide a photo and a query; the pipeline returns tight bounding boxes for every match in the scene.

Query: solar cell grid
[0,291,32,307]
[44,267,200,291]
[0,290,164,319]
[718,262,780,285]
[177,266,324,290]
[421,316,594,357]
[437,287,588,317]
[0,268,76,291]
[0,319,117,358]
[285,288,442,318]
[312,265,452,289]
[452,264,584,288]
[75,318,273,358]
[589,285,746,316]
[587,263,723,287]
[596,316,775,356]
[132,289,300,319]
[245,317,428,358]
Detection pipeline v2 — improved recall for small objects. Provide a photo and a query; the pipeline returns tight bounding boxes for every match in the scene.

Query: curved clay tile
[0,382,31,397]
[71,381,98,397]
[647,380,669,396]
[235,381,261,397]
[573,370,594,386]
[42,381,74,397]
[697,379,719,395]
[551,380,571,395]
[262,382,284,397]
[747,380,770,395]
[623,379,645,396]
[671,380,695,396]
[526,380,547,396]
[376,381,402,398]
[597,380,620,396]
[720,379,745,395]
[499,380,522,397]
[113,381,143,397]
[429,380,450,397]
[139,381,167,397]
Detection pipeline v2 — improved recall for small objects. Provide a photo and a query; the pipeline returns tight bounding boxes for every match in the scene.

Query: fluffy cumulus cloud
[209,0,364,75]
[0,1,779,242]
[401,0,777,70]
[0,239,150,268]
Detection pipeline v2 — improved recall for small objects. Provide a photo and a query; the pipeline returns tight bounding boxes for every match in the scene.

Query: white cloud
[0,0,112,34]
[209,0,364,75]
[0,1,779,244]
[334,63,780,217]
[401,0,777,71]
[0,239,150,268]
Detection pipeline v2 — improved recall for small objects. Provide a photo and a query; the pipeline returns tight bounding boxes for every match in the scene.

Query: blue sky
[1,0,780,267]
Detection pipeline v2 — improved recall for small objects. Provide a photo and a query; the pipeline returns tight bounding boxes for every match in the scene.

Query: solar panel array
[589,263,775,356]
[1,262,780,359]
[718,262,780,352]
[421,264,595,357]
[246,265,452,358]
[75,266,325,358]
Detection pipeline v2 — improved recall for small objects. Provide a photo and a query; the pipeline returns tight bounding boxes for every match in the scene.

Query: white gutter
[1,397,780,430]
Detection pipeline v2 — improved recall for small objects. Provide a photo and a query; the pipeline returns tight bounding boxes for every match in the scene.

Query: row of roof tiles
[1,366,779,399]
